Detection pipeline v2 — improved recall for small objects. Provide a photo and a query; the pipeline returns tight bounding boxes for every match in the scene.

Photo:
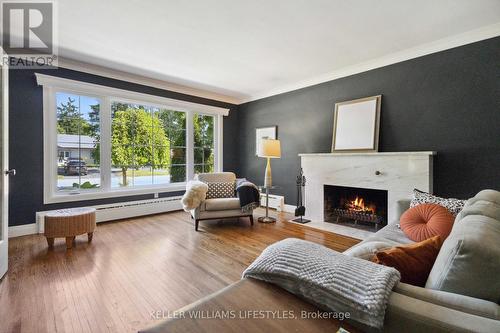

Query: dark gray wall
[237,37,500,205]
[9,36,500,226]
[9,67,237,226]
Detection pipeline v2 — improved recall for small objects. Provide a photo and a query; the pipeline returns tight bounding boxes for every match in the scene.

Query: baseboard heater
[36,196,183,233]
[259,192,284,211]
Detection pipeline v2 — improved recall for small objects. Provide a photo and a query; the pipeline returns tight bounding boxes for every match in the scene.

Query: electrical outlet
[154,193,159,198]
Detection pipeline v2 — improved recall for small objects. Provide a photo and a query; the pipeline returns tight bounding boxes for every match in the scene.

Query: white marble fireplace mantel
[300,151,436,226]
[299,151,436,157]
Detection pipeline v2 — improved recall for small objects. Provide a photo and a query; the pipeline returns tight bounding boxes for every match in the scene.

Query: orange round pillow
[400,203,455,242]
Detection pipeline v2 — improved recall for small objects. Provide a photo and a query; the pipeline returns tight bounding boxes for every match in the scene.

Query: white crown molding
[56,57,241,105]
[242,22,500,103]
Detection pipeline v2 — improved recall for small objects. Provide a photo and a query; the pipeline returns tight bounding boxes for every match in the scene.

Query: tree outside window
[194,114,214,174]
[110,102,186,187]
[56,93,100,191]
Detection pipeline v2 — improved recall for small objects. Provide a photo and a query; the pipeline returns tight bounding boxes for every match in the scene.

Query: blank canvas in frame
[255,126,277,156]
[332,95,381,152]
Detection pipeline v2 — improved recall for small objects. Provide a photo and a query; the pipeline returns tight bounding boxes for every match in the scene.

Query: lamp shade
[260,139,281,158]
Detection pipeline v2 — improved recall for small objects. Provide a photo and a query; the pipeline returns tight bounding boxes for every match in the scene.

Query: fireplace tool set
[292,168,310,223]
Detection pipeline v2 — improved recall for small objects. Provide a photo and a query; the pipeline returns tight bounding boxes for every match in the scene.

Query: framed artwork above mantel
[331,95,382,153]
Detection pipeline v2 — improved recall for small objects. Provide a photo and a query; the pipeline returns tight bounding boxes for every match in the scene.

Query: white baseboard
[259,192,284,211]
[8,223,38,238]
[283,204,296,214]
[9,197,183,238]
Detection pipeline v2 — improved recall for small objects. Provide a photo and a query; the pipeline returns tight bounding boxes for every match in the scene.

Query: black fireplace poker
[292,168,310,224]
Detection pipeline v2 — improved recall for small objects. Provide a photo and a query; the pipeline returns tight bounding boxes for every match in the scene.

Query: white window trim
[36,74,230,116]
[37,73,228,204]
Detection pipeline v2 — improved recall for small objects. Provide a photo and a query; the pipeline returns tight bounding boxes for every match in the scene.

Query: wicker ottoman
[44,207,96,249]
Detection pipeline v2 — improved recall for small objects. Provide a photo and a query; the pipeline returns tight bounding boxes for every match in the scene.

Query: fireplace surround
[299,151,435,232]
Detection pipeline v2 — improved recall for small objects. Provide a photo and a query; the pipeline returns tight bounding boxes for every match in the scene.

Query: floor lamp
[258,139,281,223]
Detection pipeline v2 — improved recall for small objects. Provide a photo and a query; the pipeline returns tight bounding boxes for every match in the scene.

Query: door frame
[0,47,9,279]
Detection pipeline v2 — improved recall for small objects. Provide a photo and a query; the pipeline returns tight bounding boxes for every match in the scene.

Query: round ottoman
[44,207,96,249]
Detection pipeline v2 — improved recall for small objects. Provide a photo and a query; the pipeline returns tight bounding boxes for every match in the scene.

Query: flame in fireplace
[353,196,364,208]
[347,196,376,214]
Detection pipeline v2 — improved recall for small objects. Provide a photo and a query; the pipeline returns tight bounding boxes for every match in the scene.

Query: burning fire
[347,196,376,214]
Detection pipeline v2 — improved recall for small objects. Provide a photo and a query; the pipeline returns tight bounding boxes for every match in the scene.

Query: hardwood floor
[0,209,360,333]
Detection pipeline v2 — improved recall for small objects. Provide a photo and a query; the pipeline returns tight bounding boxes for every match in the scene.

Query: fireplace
[324,185,388,230]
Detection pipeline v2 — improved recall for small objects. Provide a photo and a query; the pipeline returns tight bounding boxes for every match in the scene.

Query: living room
[0,1,499,332]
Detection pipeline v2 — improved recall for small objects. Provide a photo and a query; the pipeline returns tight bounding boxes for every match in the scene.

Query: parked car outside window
[64,160,88,176]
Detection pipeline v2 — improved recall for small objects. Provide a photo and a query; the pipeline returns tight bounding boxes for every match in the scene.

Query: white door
[0,58,9,279]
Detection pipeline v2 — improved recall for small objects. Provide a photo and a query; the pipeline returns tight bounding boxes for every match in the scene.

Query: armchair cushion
[203,198,241,211]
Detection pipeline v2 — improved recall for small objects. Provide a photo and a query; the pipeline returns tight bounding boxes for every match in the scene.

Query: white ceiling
[54,0,500,104]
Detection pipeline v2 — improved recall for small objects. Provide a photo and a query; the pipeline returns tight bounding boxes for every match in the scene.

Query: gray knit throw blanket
[243,238,400,329]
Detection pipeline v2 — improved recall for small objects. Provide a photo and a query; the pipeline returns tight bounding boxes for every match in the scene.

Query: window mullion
[47,87,57,200]
[186,110,194,181]
[214,114,222,172]
[100,97,111,191]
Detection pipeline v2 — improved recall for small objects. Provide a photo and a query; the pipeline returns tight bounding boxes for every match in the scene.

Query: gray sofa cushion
[394,199,411,225]
[425,190,500,303]
[343,223,413,260]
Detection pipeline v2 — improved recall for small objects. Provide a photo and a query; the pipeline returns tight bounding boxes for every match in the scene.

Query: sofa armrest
[394,282,500,320]
[388,199,411,225]
[384,292,500,333]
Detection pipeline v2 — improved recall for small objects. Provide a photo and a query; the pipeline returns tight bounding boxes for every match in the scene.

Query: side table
[258,185,279,223]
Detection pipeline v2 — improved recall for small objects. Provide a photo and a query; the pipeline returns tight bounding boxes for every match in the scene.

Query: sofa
[343,189,500,332]
[190,172,255,231]
[142,189,500,332]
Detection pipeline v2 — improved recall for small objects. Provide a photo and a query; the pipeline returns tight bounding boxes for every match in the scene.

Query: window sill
[44,183,186,204]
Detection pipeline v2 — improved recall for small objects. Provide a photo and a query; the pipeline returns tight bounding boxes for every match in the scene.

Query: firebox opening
[324,185,388,231]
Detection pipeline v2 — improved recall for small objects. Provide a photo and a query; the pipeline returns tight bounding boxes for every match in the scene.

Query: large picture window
[38,74,228,203]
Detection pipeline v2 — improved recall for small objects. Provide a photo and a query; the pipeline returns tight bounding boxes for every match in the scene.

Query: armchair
[191,172,255,231]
